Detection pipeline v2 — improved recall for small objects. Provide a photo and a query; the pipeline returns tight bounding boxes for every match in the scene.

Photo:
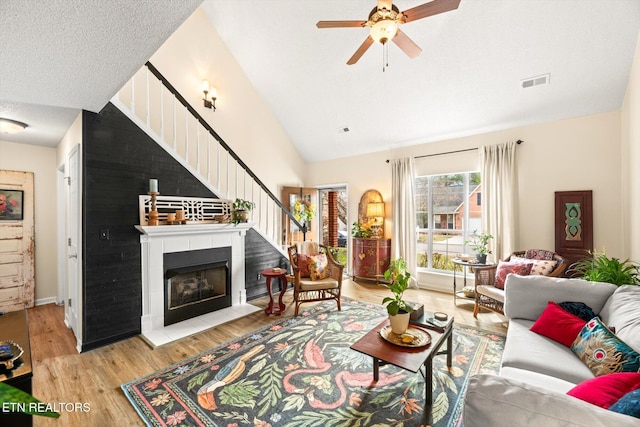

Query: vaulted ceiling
[1,1,639,163]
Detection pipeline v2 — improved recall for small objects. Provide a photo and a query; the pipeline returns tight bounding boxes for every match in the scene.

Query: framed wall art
[0,189,24,220]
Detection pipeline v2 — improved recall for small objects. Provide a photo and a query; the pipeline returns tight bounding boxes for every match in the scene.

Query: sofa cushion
[500,366,576,393]
[463,374,640,427]
[308,254,328,280]
[296,254,310,277]
[571,317,640,376]
[511,256,557,276]
[504,275,617,321]
[558,301,598,322]
[495,261,532,289]
[502,319,595,384]
[610,388,640,419]
[524,249,555,260]
[567,372,640,409]
[599,285,640,353]
[530,301,586,347]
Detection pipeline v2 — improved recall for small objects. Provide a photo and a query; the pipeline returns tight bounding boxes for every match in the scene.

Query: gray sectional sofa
[463,275,640,427]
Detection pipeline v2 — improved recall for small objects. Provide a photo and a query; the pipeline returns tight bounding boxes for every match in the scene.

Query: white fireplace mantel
[136,222,260,347]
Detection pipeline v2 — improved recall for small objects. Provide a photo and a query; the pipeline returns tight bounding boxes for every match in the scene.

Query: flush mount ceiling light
[0,118,28,134]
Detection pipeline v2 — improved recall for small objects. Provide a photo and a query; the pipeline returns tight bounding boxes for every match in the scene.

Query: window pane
[416,172,480,273]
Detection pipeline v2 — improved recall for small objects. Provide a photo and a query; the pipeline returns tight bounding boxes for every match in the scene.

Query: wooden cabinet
[352,238,391,282]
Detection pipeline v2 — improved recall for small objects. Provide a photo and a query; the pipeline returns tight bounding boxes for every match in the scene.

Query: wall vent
[521,73,550,89]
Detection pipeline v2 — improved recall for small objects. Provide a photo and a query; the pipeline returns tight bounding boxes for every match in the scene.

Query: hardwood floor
[28,279,507,426]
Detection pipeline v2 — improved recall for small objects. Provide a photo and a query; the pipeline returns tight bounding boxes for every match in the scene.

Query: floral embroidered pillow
[571,317,640,376]
[308,254,329,281]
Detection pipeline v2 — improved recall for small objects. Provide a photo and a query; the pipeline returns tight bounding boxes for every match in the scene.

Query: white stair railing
[111,62,307,252]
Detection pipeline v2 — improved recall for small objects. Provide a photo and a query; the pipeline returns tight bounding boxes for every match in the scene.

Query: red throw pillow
[567,372,640,409]
[494,261,533,289]
[297,254,310,277]
[530,301,587,347]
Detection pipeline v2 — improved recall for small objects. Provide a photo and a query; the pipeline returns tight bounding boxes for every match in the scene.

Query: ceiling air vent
[337,126,350,134]
[520,73,550,89]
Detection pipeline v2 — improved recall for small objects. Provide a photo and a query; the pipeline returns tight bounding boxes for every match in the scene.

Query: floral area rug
[122,299,504,427]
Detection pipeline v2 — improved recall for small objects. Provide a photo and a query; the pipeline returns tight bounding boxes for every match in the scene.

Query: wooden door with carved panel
[555,190,593,274]
[0,170,35,312]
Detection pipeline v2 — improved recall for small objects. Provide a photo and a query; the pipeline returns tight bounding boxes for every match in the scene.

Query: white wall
[148,8,307,197]
[306,111,626,291]
[0,140,58,303]
[622,31,640,262]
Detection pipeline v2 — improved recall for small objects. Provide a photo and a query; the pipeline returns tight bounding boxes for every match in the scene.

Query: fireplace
[164,247,232,326]
[136,222,260,348]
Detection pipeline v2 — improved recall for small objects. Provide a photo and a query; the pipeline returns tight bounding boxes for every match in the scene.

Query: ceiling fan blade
[317,20,366,28]
[401,0,461,23]
[347,36,374,65]
[392,29,422,59]
[377,0,393,10]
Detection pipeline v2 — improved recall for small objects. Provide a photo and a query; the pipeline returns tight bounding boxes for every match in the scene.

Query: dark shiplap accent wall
[81,103,286,351]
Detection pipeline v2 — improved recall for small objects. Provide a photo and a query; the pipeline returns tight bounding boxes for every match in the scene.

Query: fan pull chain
[382,41,389,72]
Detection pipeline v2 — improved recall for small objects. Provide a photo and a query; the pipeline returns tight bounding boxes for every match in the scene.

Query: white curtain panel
[480,141,517,261]
[391,158,417,279]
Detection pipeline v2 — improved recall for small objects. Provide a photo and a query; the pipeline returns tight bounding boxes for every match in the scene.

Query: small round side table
[261,268,288,315]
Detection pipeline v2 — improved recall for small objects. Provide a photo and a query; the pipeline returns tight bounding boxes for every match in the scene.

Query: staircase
[111,62,305,254]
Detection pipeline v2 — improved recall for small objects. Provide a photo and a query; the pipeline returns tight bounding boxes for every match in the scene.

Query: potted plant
[231,198,254,224]
[568,249,640,286]
[351,221,373,238]
[382,258,414,334]
[465,230,493,264]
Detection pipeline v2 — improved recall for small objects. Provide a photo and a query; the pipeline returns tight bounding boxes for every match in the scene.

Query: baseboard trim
[35,297,58,306]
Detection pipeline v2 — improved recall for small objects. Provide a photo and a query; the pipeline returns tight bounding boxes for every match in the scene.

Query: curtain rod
[385,139,523,163]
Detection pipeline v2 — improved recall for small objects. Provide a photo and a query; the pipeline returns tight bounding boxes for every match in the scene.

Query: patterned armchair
[473,249,568,317]
[287,242,343,316]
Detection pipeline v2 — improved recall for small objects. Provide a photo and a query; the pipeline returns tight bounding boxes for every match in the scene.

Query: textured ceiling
[201,0,640,162]
[0,0,201,147]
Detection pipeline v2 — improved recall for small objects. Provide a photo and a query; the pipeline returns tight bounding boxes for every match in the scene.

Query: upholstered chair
[473,249,568,317]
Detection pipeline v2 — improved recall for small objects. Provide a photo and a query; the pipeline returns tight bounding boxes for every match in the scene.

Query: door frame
[58,144,83,352]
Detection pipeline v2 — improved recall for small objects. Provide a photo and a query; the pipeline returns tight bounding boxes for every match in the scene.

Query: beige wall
[307,111,626,290]
[149,8,307,197]
[0,140,58,303]
[622,31,640,262]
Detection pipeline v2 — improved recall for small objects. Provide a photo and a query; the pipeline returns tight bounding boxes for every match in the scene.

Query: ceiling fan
[317,0,461,66]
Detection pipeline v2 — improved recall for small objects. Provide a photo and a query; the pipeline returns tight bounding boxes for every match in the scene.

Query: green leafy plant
[568,249,640,286]
[381,258,414,316]
[231,198,254,225]
[0,382,59,418]
[351,221,373,238]
[465,230,493,255]
[232,198,254,211]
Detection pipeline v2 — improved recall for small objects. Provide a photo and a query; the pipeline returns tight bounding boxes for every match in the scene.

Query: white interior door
[65,146,80,335]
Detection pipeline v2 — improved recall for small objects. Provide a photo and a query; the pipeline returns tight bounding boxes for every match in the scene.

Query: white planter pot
[389,311,411,335]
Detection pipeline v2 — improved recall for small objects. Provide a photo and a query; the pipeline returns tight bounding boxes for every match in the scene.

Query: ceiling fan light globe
[370,20,398,44]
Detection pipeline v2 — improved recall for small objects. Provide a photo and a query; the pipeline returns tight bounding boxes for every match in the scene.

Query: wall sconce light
[0,118,28,134]
[202,80,217,111]
[366,202,385,238]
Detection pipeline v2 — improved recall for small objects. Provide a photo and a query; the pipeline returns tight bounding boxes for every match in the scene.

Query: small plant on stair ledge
[231,198,254,225]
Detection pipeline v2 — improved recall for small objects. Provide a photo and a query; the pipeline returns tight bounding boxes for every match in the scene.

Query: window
[416,172,481,272]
